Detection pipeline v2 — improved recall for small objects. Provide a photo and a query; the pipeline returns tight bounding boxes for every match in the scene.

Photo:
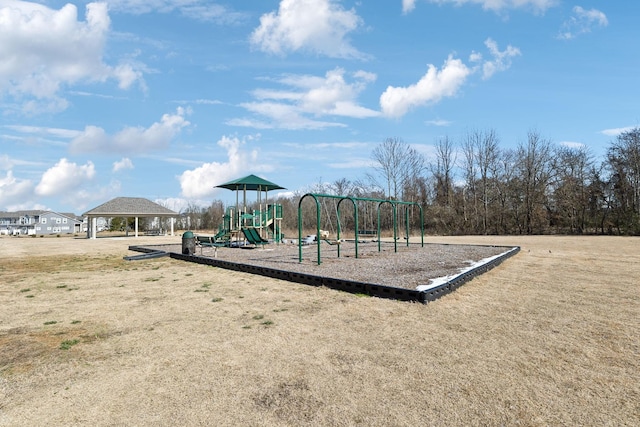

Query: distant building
[0,210,84,236]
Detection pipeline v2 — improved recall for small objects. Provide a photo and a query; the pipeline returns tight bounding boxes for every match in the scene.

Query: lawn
[0,234,638,426]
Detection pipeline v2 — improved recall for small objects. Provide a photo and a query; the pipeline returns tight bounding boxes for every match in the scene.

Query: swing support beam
[298,193,424,265]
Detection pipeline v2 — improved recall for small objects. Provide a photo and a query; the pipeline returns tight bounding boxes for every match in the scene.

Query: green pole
[377,202,382,252]
[392,202,398,253]
[419,203,424,247]
[405,206,410,247]
[337,196,359,259]
[297,194,322,265]
[353,197,359,258]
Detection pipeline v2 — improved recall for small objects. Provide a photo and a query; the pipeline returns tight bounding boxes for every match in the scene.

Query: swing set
[297,193,424,265]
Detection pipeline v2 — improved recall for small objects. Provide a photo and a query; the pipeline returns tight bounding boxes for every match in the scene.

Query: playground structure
[298,193,425,265]
[210,175,285,246]
[203,176,424,260]
[128,185,521,303]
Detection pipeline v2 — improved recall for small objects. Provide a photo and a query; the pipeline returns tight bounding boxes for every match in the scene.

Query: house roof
[215,174,285,192]
[83,197,178,217]
[40,211,82,222]
[0,210,45,218]
[0,210,82,223]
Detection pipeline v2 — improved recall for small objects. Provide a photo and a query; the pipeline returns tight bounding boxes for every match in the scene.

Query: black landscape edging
[167,251,426,302]
[419,246,521,302]
[128,245,163,254]
[128,244,520,304]
[123,251,169,261]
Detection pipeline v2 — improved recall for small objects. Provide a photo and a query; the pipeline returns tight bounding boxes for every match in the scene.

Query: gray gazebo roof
[83,197,177,217]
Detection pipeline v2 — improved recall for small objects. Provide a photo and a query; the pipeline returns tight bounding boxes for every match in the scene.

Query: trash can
[182,231,195,255]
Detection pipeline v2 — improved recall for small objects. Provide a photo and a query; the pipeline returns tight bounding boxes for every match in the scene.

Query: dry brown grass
[0,234,638,426]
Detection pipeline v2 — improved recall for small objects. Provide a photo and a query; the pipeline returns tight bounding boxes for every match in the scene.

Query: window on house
[42,218,47,224]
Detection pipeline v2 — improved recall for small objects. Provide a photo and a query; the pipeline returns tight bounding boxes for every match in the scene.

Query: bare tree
[431,136,456,207]
[495,148,518,233]
[550,145,593,233]
[371,137,425,200]
[515,130,554,234]
[332,178,353,196]
[606,127,640,233]
[475,129,500,234]
[461,132,478,228]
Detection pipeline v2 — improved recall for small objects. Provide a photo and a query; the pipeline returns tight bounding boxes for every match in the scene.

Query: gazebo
[83,197,178,239]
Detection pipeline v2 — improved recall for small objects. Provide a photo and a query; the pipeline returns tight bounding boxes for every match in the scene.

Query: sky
[1,0,639,215]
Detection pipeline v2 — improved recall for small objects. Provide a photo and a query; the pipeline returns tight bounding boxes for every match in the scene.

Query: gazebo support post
[92,217,97,239]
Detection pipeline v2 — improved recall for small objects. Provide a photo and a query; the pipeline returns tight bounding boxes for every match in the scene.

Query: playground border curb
[129,244,520,303]
[418,245,520,302]
[125,246,169,261]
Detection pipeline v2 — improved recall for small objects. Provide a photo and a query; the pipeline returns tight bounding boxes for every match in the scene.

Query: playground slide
[214,228,228,241]
[241,227,269,245]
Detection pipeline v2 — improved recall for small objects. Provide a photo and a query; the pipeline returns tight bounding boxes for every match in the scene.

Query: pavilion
[83,197,178,239]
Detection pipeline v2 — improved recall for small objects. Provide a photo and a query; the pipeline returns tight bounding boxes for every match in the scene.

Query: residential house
[0,210,84,236]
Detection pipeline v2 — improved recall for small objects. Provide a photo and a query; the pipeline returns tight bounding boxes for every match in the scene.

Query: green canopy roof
[215,174,285,192]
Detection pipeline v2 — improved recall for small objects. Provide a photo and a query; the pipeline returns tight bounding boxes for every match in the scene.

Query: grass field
[0,235,638,426]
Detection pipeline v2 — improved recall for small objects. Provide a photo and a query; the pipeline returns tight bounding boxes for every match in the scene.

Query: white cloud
[479,38,521,79]
[282,141,369,150]
[402,0,417,14]
[230,102,347,130]
[0,155,11,170]
[69,107,190,154]
[558,6,608,40]
[72,180,123,213]
[0,2,145,111]
[4,125,81,140]
[106,0,247,23]
[20,98,71,115]
[0,156,119,212]
[113,158,134,172]
[276,68,378,116]
[35,158,96,197]
[0,170,34,210]
[380,55,471,118]
[426,119,452,126]
[601,126,635,137]
[153,197,198,214]
[174,99,223,106]
[380,38,520,118]
[250,0,365,59]
[231,68,378,130]
[0,154,43,170]
[405,0,557,14]
[178,135,270,199]
[560,141,585,149]
[328,158,377,169]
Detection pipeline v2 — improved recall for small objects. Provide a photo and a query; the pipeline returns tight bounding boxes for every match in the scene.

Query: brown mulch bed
[139,240,515,290]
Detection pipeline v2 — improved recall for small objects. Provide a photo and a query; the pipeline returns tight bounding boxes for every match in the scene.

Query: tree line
[176,127,640,236]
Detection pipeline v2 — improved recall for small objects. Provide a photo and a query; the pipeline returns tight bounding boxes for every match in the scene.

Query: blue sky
[1,0,638,214]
